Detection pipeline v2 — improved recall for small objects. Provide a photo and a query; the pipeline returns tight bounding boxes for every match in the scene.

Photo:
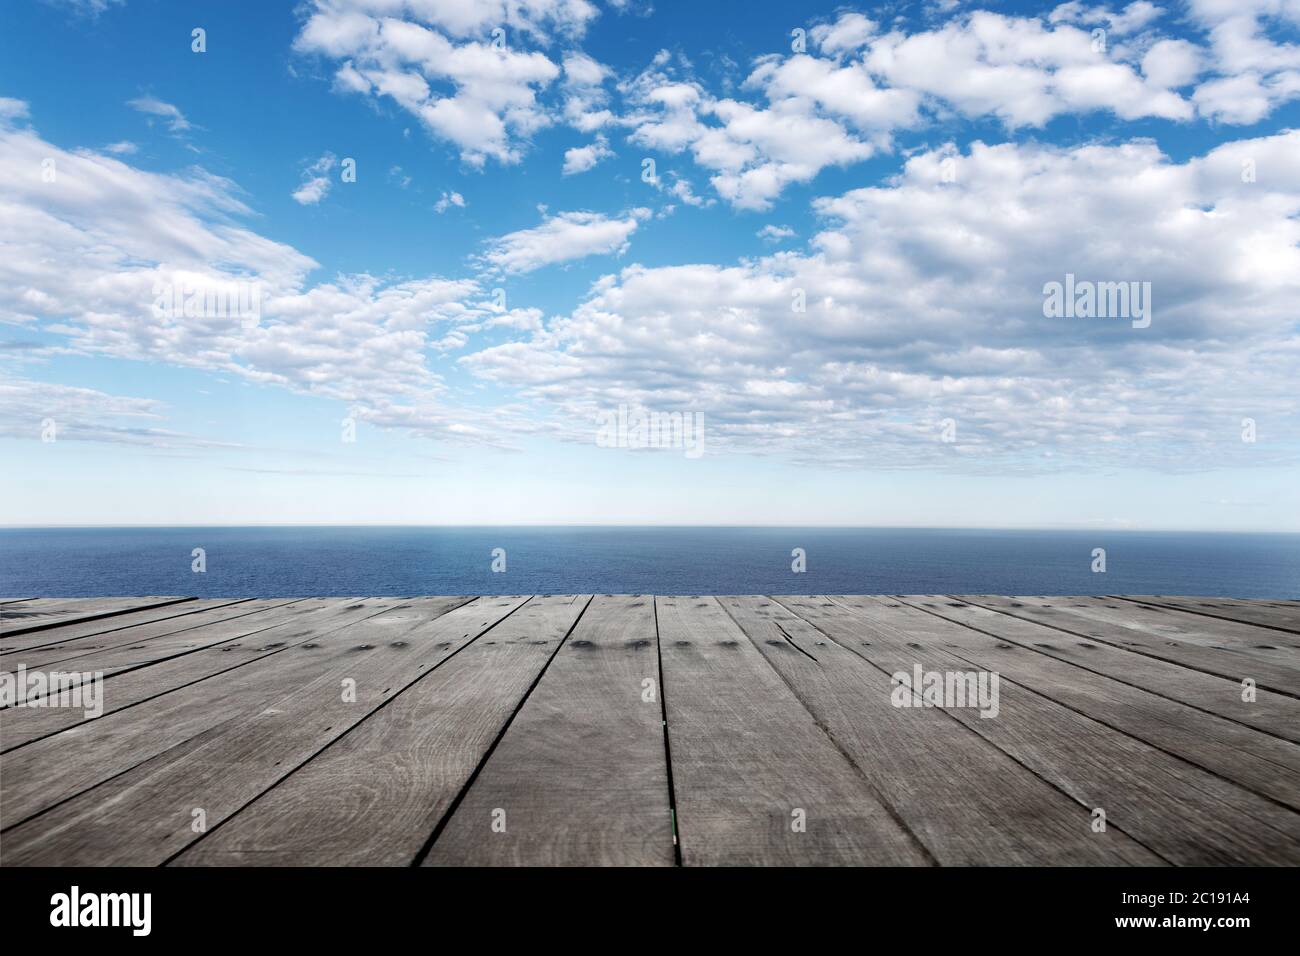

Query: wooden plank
[0,596,528,865]
[965,595,1300,695]
[1115,596,1300,636]
[174,595,590,866]
[422,595,674,866]
[0,598,405,753]
[0,597,193,637]
[656,596,929,865]
[897,598,1300,745]
[2,599,299,670]
[0,599,242,655]
[719,596,1159,865]
[0,597,472,830]
[1046,596,1300,653]
[776,596,1300,865]
[861,597,1300,813]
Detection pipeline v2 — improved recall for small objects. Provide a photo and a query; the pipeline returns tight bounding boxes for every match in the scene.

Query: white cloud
[462,132,1300,470]
[0,98,30,124]
[562,134,613,174]
[127,96,192,132]
[757,224,795,242]
[293,0,600,165]
[434,189,466,212]
[0,379,228,449]
[0,121,523,448]
[292,152,337,205]
[479,208,651,274]
[1142,39,1203,88]
[102,140,139,155]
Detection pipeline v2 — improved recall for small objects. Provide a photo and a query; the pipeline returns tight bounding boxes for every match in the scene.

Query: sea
[1,527,1297,598]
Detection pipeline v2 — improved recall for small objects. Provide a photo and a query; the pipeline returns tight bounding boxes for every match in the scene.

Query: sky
[0,0,1298,529]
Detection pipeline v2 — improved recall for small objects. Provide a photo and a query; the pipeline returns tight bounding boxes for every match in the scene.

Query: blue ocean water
[0,527,1297,598]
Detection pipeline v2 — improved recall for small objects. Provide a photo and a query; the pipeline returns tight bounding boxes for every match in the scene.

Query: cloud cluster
[0,118,511,434]
[294,0,599,165]
[463,130,1300,469]
[478,207,650,273]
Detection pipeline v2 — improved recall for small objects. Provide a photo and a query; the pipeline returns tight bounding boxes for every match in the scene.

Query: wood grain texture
[422,595,675,866]
[0,598,410,753]
[2,599,299,670]
[776,596,1300,865]
[0,598,453,828]
[964,595,1300,694]
[0,597,525,865]
[657,596,929,865]
[865,597,1300,812]
[1037,596,1300,654]
[719,596,1159,865]
[911,596,1300,744]
[1114,596,1300,636]
[2,595,1297,867]
[173,595,590,866]
[0,597,193,637]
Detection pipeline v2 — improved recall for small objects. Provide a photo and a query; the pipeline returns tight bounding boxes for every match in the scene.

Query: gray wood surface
[2,599,298,670]
[657,596,929,865]
[0,598,408,752]
[718,596,1158,865]
[775,596,1300,865]
[422,595,675,866]
[173,595,589,866]
[1116,595,1300,635]
[2,595,1297,867]
[0,597,193,637]
[0,597,523,865]
[965,595,1300,694]
[0,598,463,828]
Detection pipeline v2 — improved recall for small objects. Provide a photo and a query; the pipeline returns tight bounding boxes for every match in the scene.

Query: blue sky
[1,0,1298,528]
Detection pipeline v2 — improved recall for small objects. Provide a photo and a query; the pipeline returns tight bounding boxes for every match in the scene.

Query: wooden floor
[1,594,1297,866]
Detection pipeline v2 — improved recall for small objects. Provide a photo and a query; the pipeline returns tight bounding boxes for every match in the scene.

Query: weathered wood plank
[0,598,467,829]
[0,597,528,865]
[1115,596,1300,636]
[776,596,1300,865]
[422,594,674,866]
[965,595,1300,694]
[0,598,408,753]
[1042,596,1300,653]
[174,595,590,866]
[0,596,195,639]
[858,597,1300,812]
[901,597,1300,745]
[719,596,1160,865]
[656,596,929,865]
[2,599,299,670]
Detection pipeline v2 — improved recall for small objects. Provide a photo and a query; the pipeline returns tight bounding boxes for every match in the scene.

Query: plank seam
[0,597,198,638]
[407,595,593,867]
[0,598,251,656]
[652,596,683,865]
[958,597,1300,701]
[0,599,306,690]
[724,597,940,867]
[0,598,429,755]
[783,596,1175,865]
[833,598,1300,843]
[1108,596,1300,637]
[165,595,535,867]
[904,596,1300,747]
